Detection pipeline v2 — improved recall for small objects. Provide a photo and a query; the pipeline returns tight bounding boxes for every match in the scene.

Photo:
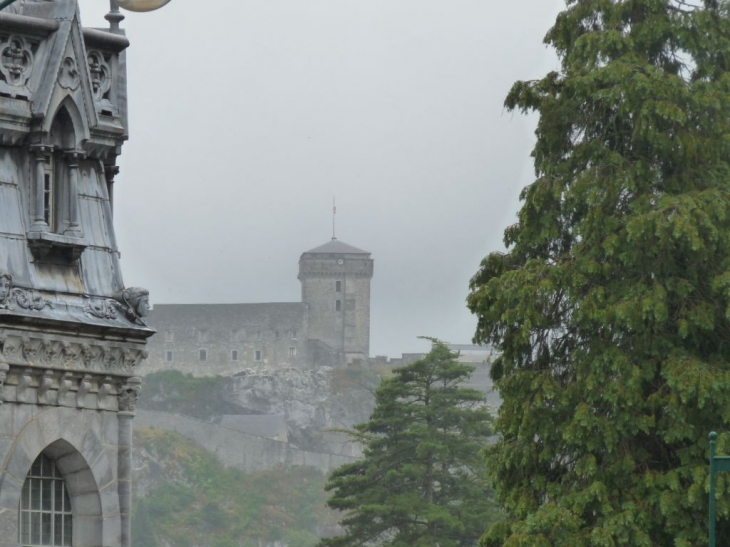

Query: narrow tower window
[19,453,72,547]
[335,300,342,311]
[43,157,54,228]
[335,280,342,292]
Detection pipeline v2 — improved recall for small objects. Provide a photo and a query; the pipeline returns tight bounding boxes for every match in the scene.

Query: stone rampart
[134,409,358,474]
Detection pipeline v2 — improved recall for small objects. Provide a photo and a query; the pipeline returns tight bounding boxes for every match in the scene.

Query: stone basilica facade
[0,1,152,546]
[142,239,375,376]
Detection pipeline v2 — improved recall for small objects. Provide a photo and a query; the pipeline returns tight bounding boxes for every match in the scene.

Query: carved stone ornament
[118,377,142,412]
[84,298,119,320]
[14,288,54,311]
[112,287,150,326]
[58,56,80,90]
[0,35,33,87]
[87,50,112,102]
[0,269,54,312]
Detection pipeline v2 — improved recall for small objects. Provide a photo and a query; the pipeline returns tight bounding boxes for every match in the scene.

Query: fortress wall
[142,303,309,376]
[135,409,358,474]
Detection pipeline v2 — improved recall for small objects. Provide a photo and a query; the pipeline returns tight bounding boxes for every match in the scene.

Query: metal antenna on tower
[332,197,337,240]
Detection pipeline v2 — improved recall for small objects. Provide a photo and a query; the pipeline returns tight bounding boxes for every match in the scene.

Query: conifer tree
[319,340,498,547]
[468,1,730,545]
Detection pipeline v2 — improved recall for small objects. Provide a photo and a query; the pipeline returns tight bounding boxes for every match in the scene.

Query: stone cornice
[0,363,142,412]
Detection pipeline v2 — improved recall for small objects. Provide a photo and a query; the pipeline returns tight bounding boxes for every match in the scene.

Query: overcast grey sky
[77,0,564,357]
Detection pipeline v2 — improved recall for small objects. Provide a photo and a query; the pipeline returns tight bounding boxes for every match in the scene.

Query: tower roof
[303,239,370,255]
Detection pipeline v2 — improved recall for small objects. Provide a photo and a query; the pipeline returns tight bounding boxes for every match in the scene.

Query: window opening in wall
[335,300,342,311]
[291,330,297,339]
[166,351,173,363]
[43,157,53,228]
[231,350,239,361]
[165,330,174,343]
[336,280,342,292]
[275,330,280,339]
[199,349,207,361]
[19,453,72,547]
[255,350,262,362]
[289,347,296,358]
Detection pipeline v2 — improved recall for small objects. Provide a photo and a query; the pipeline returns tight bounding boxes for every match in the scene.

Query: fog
[77,0,564,357]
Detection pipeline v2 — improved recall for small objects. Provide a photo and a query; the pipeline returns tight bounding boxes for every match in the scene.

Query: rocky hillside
[132,428,342,547]
[138,364,386,453]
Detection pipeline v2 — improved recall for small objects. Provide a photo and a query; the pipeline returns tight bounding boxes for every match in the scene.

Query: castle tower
[299,239,374,363]
[0,2,152,546]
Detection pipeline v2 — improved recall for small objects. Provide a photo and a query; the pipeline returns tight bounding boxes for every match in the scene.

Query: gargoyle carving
[112,287,150,326]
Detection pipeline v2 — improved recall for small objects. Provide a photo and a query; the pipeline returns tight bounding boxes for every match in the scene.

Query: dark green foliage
[320,339,499,547]
[139,371,240,420]
[132,429,339,546]
[467,1,730,545]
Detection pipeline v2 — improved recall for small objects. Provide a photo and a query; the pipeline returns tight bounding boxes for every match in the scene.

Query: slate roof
[303,239,370,255]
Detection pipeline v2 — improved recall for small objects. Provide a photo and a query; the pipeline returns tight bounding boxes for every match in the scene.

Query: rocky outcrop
[134,409,358,474]
[221,366,376,453]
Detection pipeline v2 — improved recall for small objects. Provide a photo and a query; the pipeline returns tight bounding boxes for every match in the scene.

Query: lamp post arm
[0,0,20,11]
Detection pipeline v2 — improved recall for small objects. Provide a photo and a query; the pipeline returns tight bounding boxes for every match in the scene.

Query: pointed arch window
[19,453,72,547]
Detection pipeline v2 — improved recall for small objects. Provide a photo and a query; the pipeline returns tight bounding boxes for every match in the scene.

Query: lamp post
[0,0,173,15]
[709,432,730,547]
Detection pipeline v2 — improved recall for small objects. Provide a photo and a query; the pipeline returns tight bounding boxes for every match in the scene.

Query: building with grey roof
[141,238,374,375]
[0,2,154,545]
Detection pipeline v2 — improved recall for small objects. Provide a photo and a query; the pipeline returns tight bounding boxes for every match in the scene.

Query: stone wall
[142,303,309,376]
[134,410,358,474]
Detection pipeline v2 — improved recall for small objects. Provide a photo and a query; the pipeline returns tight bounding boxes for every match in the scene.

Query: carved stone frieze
[0,35,33,87]
[0,331,148,376]
[84,298,119,320]
[14,288,55,311]
[0,270,52,312]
